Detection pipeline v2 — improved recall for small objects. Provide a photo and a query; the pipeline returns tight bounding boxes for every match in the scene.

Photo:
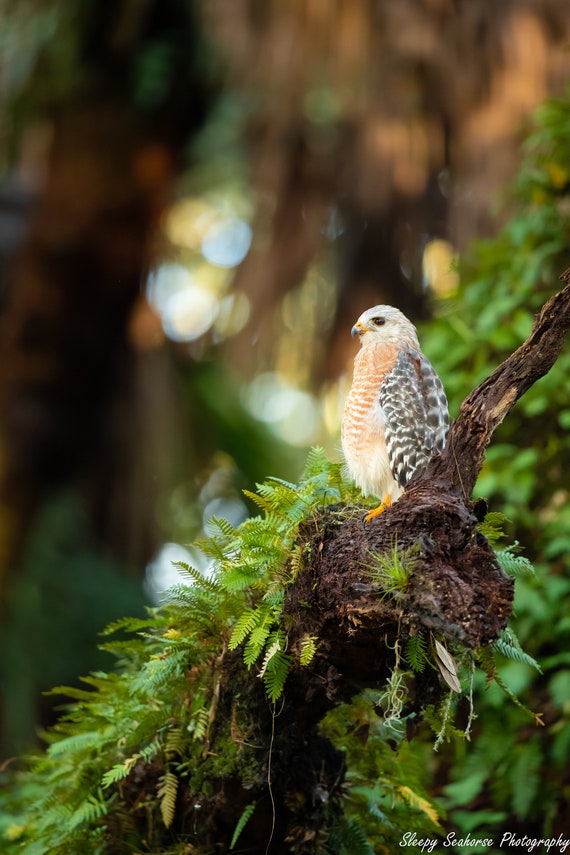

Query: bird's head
[351,305,420,349]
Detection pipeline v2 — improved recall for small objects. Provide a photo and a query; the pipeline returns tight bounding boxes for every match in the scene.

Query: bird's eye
[371,317,386,326]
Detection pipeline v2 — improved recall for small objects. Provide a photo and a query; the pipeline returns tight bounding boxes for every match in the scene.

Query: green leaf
[230,802,256,849]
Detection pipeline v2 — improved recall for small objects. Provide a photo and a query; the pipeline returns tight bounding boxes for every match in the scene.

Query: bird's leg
[364,493,392,524]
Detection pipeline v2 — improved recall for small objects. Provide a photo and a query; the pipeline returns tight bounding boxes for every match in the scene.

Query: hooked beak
[351,322,364,338]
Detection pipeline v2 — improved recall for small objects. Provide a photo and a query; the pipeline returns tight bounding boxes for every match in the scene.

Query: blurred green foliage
[0,493,147,754]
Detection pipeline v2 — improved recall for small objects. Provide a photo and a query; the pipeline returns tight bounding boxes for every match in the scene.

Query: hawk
[341,305,449,514]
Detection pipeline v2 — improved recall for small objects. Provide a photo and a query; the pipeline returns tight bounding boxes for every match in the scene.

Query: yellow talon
[364,493,392,523]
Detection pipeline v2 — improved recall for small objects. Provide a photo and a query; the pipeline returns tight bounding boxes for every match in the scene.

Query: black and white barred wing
[378,348,449,488]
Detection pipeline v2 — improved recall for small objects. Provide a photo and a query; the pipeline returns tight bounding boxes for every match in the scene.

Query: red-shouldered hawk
[341,305,449,512]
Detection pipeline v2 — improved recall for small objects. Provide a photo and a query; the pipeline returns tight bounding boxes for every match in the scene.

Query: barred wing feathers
[379,348,449,488]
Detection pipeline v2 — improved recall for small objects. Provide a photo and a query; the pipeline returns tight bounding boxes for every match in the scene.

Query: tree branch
[427,270,570,498]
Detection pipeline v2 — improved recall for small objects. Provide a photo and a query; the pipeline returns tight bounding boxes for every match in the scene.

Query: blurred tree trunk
[0,0,211,583]
[0,0,211,751]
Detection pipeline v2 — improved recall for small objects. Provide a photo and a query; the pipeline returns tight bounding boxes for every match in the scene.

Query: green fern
[301,445,330,477]
[258,631,291,701]
[164,726,185,758]
[172,560,222,593]
[157,770,178,829]
[187,703,210,741]
[495,543,535,577]
[101,755,142,788]
[242,616,274,666]
[230,802,256,850]
[404,634,428,673]
[46,730,108,760]
[229,604,267,648]
[299,634,318,666]
[99,613,161,637]
[477,511,510,543]
[68,791,108,830]
[335,816,375,855]
[221,564,263,592]
[492,628,542,672]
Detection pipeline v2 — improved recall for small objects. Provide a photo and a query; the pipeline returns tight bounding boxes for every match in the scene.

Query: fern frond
[242,488,276,513]
[259,632,291,700]
[301,446,329,479]
[198,517,238,560]
[220,565,262,592]
[205,515,237,541]
[477,511,510,543]
[404,634,428,673]
[139,739,161,763]
[334,816,374,855]
[45,684,100,702]
[263,652,291,701]
[161,584,198,608]
[239,513,286,545]
[258,635,284,679]
[397,785,442,828]
[101,756,141,788]
[98,637,149,657]
[131,648,188,694]
[243,622,272,666]
[47,731,106,759]
[492,628,542,672]
[495,544,535,577]
[157,770,178,829]
[267,475,299,491]
[289,543,305,578]
[68,791,108,829]
[262,585,285,607]
[165,726,185,758]
[299,635,318,666]
[100,614,159,637]
[230,802,256,850]
[188,706,210,741]
[475,644,496,678]
[229,605,269,649]
[324,460,345,496]
[254,483,293,515]
[172,560,221,592]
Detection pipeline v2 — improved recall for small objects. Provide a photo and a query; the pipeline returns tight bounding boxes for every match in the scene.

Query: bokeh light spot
[144,542,194,601]
[201,217,252,268]
[162,286,218,342]
[244,372,321,446]
[423,239,459,296]
[147,263,192,314]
